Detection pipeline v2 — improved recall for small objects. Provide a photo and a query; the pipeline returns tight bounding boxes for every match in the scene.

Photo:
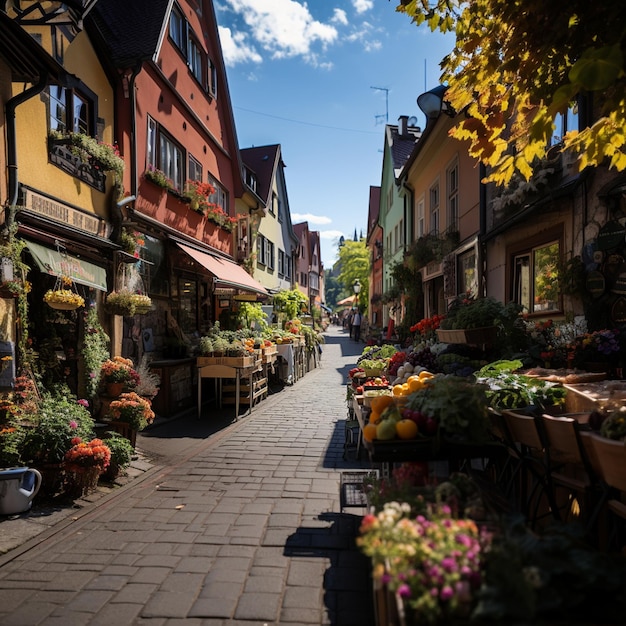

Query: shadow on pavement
[284,512,375,626]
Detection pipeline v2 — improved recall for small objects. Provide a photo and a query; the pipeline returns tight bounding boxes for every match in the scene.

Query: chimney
[398,115,409,136]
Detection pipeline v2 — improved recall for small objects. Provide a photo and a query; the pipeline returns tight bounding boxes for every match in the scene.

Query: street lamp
[353,279,361,307]
[417,85,455,120]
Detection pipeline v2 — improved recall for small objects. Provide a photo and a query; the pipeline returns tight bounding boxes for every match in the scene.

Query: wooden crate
[197,356,254,367]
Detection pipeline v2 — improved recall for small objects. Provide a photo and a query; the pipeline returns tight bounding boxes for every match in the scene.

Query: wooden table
[197,362,260,419]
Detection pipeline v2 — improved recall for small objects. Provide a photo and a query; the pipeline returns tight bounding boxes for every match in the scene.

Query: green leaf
[568,44,623,91]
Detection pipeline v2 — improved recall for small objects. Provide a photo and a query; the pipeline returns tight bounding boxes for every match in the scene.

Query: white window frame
[416,197,425,238]
[430,181,440,234]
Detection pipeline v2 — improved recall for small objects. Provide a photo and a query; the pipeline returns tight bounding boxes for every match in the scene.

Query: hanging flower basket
[105,291,152,316]
[44,271,85,311]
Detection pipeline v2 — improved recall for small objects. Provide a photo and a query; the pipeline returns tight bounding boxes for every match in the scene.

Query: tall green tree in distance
[337,239,370,314]
[398,1,626,186]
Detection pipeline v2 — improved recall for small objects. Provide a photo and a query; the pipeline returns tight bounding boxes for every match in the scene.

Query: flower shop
[345,298,626,625]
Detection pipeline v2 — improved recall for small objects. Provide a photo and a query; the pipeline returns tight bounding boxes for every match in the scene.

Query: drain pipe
[5,73,49,225]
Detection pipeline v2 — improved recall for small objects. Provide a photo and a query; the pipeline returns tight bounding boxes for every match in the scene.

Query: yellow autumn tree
[397,1,626,186]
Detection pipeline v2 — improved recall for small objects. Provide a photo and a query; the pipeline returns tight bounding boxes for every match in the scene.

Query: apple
[356,386,364,394]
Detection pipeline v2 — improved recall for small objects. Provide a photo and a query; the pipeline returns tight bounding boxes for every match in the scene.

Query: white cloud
[345,20,381,52]
[332,8,348,26]
[320,229,345,239]
[222,0,338,66]
[352,0,373,14]
[218,26,263,66]
[291,213,332,225]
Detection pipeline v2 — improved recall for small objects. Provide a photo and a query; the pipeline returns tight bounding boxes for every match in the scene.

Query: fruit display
[360,371,438,443]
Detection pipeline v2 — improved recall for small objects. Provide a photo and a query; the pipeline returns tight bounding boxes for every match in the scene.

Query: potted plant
[18,393,96,496]
[134,356,161,400]
[63,437,111,498]
[100,356,138,397]
[107,392,155,432]
[100,432,134,482]
[437,293,521,345]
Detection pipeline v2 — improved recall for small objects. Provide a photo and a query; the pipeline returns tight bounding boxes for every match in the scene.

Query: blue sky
[215,0,454,269]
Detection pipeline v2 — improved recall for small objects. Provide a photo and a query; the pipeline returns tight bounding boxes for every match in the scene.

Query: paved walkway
[0,325,376,625]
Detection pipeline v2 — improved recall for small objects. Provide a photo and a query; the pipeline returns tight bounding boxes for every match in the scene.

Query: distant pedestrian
[348,310,354,337]
[352,309,362,342]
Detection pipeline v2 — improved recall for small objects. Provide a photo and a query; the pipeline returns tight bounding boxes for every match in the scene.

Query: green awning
[25,240,107,291]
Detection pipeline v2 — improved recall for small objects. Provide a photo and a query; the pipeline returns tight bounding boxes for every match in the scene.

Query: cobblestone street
[0,326,376,625]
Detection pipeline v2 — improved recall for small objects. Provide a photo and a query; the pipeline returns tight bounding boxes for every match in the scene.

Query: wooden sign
[611,297,626,323]
[585,270,605,297]
[612,272,626,295]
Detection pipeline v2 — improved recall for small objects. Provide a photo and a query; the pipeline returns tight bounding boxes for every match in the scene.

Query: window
[49,85,93,135]
[188,155,202,182]
[416,198,425,237]
[188,38,204,85]
[447,161,459,231]
[257,234,266,265]
[266,239,275,270]
[208,58,218,99]
[207,172,228,211]
[285,255,292,280]
[550,103,579,146]
[399,217,404,251]
[430,182,439,234]
[277,196,283,222]
[159,133,184,192]
[278,249,285,276]
[394,224,399,252]
[146,117,184,191]
[169,5,186,52]
[270,192,277,216]
[512,240,560,314]
[457,249,476,296]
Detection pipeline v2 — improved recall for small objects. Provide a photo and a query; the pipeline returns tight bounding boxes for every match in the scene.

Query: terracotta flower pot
[106,382,125,398]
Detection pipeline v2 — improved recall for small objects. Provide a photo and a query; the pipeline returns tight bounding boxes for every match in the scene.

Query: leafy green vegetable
[476,359,524,378]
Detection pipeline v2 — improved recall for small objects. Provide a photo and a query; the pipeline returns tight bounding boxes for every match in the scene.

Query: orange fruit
[370,395,394,414]
[419,371,435,380]
[392,384,405,396]
[396,419,418,440]
[408,377,424,393]
[369,409,381,424]
[362,423,378,442]
[401,383,410,395]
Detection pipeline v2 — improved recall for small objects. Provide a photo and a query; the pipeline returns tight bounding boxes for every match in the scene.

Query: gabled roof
[87,0,169,66]
[0,11,71,83]
[240,144,281,207]
[87,0,247,198]
[386,124,421,180]
[293,221,308,242]
[366,185,381,243]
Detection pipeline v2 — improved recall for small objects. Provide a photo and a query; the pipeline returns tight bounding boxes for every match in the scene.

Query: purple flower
[398,584,411,598]
[440,585,454,601]
[441,557,457,573]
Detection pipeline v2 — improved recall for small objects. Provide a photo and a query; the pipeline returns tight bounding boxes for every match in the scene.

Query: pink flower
[77,399,89,408]
[69,420,78,429]
[398,584,411,598]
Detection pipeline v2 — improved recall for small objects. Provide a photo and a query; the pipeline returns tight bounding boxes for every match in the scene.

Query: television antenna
[371,86,389,125]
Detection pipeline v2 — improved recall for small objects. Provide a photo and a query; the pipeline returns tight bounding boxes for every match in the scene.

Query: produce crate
[339,470,379,512]
[436,326,497,345]
[197,356,254,367]
[262,345,277,357]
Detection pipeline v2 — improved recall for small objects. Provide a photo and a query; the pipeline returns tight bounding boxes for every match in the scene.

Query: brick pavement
[0,326,377,625]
